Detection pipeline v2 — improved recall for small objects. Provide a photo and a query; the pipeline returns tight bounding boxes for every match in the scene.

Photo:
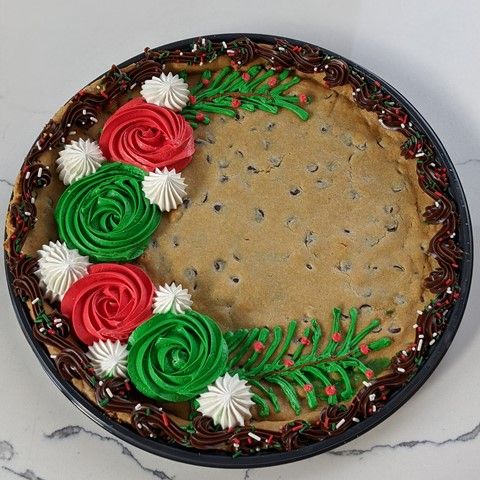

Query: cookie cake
[4,36,464,457]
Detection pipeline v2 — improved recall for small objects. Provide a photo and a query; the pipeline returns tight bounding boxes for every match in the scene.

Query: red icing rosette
[61,263,154,345]
[98,98,195,172]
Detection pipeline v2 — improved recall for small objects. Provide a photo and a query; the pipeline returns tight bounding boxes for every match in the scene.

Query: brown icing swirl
[4,36,464,455]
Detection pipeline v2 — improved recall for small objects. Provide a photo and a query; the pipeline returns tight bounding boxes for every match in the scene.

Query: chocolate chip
[388,326,402,334]
[372,326,383,333]
[172,236,179,248]
[349,190,360,200]
[219,175,229,183]
[391,182,404,192]
[206,154,212,164]
[206,133,216,144]
[290,187,301,196]
[338,260,352,273]
[393,264,405,272]
[316,179,329,189]
[269,156,282,167]
[254,208,265,223]
[247,165,259,173]
[304,231,316,247]
[306,164,318,173]
[184,267,198,281]
[218,159,230,168]
[285,215,296,229]
[386,221,398,232]
[214,259,226,272]
[231,276,240,284]
[235,150,244,158]
[262,139,270,150]
[233,253,241,262]
[213,203,223,213]
[306,263,313,270]
[394,294,406,305]
[266,121,276,131]
[182,197,191,209]
[201,192,209,203]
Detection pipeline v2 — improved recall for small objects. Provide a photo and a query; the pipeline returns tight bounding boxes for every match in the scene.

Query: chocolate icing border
[4,36,463,456]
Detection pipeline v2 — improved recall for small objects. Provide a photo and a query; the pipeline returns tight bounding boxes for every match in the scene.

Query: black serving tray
[5,33,474,468]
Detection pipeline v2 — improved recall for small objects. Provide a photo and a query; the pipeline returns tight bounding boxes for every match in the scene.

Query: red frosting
[99,98,195,172]
[61,263,155,345]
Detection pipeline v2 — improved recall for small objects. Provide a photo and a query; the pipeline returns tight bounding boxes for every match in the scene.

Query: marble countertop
[1,1,479,478]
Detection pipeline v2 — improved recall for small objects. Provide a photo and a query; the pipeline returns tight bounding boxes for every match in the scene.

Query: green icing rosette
[54,162,161,262]
[127,310,228,402]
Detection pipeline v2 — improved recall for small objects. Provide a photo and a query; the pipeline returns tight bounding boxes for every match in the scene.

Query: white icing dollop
[36,241,91,301]
[141,72,190,111]
[56,138,106,185]
[86,340,128,379]
[153,282,192,314]
[197,373,255,429]
[142,167,187,212]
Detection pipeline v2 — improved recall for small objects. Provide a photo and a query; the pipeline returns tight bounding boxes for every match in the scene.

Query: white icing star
[153,282,192,314]
[56,138,106,185]
[141,72,190,111]
[142,167,187,212]
[35,241,91,301]
[86,340,128,378]
[197,373,255,429]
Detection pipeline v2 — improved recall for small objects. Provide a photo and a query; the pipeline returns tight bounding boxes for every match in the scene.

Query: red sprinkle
[267,434,273,444]
[162,412,170,427]
[365,369,374,379]
[195,112,205,122]
[188,95,197,105]
[231,98,241,108]
[325,385,337,396]
[332,332,343,343]
[253,341,265,352]
[303,383,313,392]
[299,93,308,104]
[291,424,303,432]
[374,80,382,88]
[201,78,210,86]
[267,77,278,87]
[360,343,370,355]
[283,358,294,367]
[300,336,310,346]
[241,72,251,81]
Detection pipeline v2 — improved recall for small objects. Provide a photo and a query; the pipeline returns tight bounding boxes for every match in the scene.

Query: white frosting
[153,282,192,314]
[35,241,91,301]
[86,340,128,378]
[140,72,190,111]
[197,373,255,429]
[142,167,187,212]
[56,138,106,185]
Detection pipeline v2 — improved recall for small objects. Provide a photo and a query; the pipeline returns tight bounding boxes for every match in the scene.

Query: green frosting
[127,310,228,402]
[54,162,161,262]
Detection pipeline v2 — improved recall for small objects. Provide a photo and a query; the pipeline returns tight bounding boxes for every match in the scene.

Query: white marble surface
[1,0,479,478]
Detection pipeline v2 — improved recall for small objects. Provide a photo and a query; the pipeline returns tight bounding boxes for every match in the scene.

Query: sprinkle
[313,67,318,72]
[89,117,98,123]
[283,358,294,367]
[352,417,360,423]
[179,52,183,56]
[356,88,360,92]
[36,141,42,150]
[360,344,369,355]
[419,334,425,339]
[61,137,65,143]
[365,369,374,379]
[192,44,197,52]
[429,339,436,346]
[417,339,424,351]
[299,93,308,105]
[231,98,241,108]
[450,233,456,238]
[37,167,43,178]
[325,385,337,396]
[446,287,453,294]
[82,109,87,115]
[222,41,228,49]
[435,201,440,207]
[31,297,40,305]
[248,432,261,442]
[50,354,57,359]
[332,332,343,343]
[253,341,265,352]
[372,405,377,412]
[416,310,423,315]
[402,350,408,356]
[303,383,313,392]
[397,367,406,373]
[201,37,206,46]
[369,394,376,401]
[300,336,310,346]
[25,171,31,179]
[134,403,142,411]
[336,419,346,429]
[226,49,235,55]
[98,380,104,386]
[24,211,31,216]
[413,323,418,329]
[106,388,113,398]
[66,123,71,127]
[362,381,372,388]
[401,123,406,129]
[30,197,35,204]
[432,332,438,337]
[69,130,77,135]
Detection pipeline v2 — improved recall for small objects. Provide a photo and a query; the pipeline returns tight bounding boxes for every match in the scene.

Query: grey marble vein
[455,158,480,166]
[330,420,480,456]
[0,441,14,461]
[0,178,14,187]
[45,426,174,480]
[2,466,47,480]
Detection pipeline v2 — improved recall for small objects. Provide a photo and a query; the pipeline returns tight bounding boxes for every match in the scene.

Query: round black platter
[5,33,474,468]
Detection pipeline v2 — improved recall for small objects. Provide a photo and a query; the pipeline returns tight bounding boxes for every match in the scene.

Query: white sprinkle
[149,433,155,438]
[352,417,360,423]
[408,122,413,127]
[397,367,406,373]
[427,305,432,310]
[336,419,346,429]
[356,88,360,92]
[36,141,42,150]
[25,171,31,179]
[450,233,456,238]
[37,167,43,178]
[98,380,104,386]
[415,152,425,158]
[362,381,372,388]
[417,339,424,351]
[237,61,241,65]
[369,394,376,401]
[55,322,63,328]
[89,117,98,123]
[401,123,406,129]
[31,297,39,305]
[138,424,142,429]
[48,147,52,150]
[53,318,62,324]
[382,110,385,114]
[313,67,318,72]
[416,310,423,315]
[134,403,142,411]
[278,46,286,52]
[412,346,416,351]
[433,332,438,337]
[419,334,425,339]
[372,405,377,412]
[30,197,35,204]
[106,388,113,398]
[429,339,436,346]
[248,432,261,442]
[179,52,183,56]
[325,64,329,69]
[402,350,408,356]
[199,61,204,66]
[82,109,87,115]
[226,49,234,55]
[66,123,71,127]
[201,38,206,46]
[352,92,356,96]
[129,83,137,90]
[50,354,57,359]
[192,44,197,52]
[255,447,261,452]
[162,64,166,70]
[271,57,275,61]
[61,137,65,143]
[447,287,453,294]
[24,211,31,216]
[69,130,77,135]
[430,162,436,167]
[222,41,227,49]
[413,323,418,329]
[39,327,46,333]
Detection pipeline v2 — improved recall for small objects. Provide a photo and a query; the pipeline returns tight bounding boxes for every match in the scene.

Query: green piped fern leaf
[180,65,310,128]
[224,308,392,417]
